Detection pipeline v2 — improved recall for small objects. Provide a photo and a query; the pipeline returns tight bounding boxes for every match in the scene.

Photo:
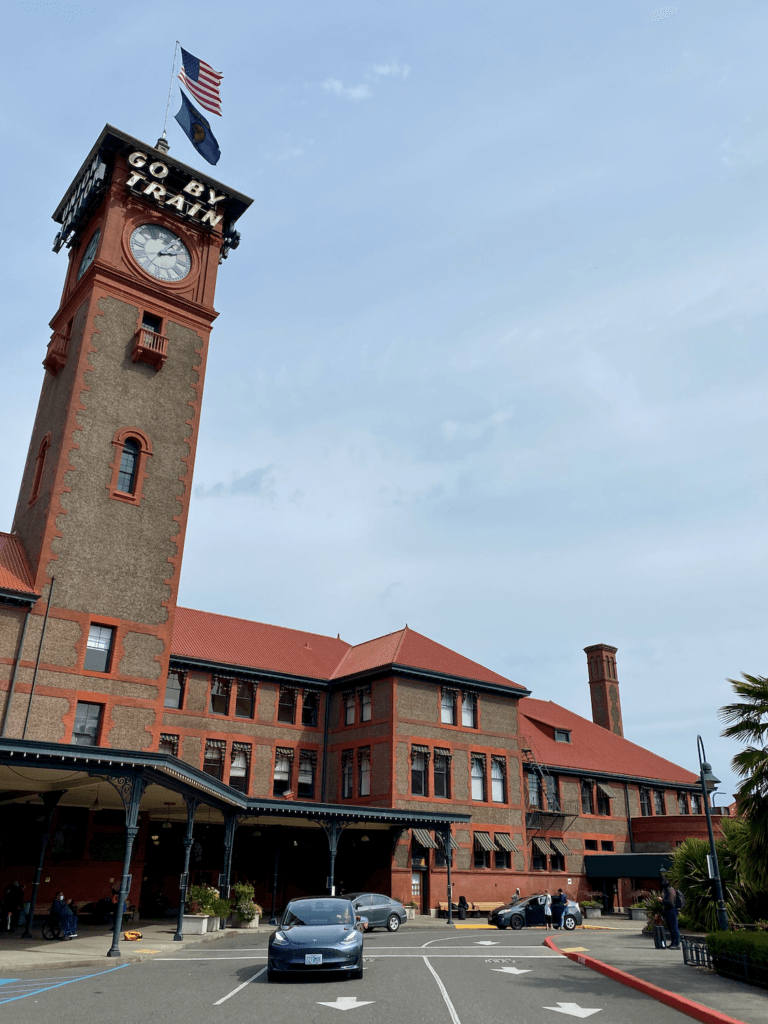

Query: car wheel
[563,915,576,931]
[510,915,524,930]
[386,914,401,932]
[496,923,508,930]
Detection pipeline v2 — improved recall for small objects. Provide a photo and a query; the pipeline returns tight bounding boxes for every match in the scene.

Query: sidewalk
[0,919,237,973]
[547,918,766,1024]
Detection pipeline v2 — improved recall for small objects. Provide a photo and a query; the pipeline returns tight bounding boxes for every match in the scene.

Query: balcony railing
[43,331,69,375]
[132,328,168,370]
[525,800,581,830]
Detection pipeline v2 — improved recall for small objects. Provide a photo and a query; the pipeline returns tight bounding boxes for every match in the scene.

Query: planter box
[405,908,417,920]
[208,916,220,931]
[227,914,260,930]
[629,909,649,921]
[584,908,602,919]
[182,914,208,935]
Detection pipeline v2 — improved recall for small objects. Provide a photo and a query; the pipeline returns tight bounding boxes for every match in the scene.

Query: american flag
[178,46,223,117]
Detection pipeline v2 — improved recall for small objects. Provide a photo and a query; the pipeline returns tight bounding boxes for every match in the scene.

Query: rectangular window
[434,749,451,799]
[461,693,477,728]
[229,745,250,793]
[495,850,511,869]
[654,790,666,815]
[343,691,356,726]
[473,834,494,869]
[471,754,486,801]
[584,839,598,851]
[677,791,690,815]
[601,840,614,851]
[142,312,162,333]
[596,791,611,816]
[235,679,255,718]
[411,748,428,796]
[360,687,372,722]
[203,740,225,781]
[116,440,139,494]
[440,689,456,725]
[298,751,316,799]
[277,687,297,724]
[273,748,293,795]
[491,756,506,803]
[554,729,571,743]
[72,702,102,746]
[159,733,178,756]
[341,750,354,799]
[358,748,371,797]
[545,775,560,812]
[691,792,702,814]
[527,773,542,808]
[581,781,594,815]
[302,691,319,727]
[532,851,547,870]
[639,787,652,816]
[210,677,230,715]
[84,625,114,673]
[164,669,185,709]
[550,851,565,871]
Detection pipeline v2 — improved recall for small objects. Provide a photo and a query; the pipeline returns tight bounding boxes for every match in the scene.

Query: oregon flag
[174,90,221,165]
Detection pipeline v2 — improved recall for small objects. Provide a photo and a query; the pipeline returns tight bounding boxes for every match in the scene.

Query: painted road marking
[475,940,499,945]
[317,996,375,1011]
[0,980,20,986]
[423,958,462,1024]
[0,965,130,1006]
[213,966,267,1005]
[492,966,531,974]
[154,953,560,962]
[544,1002,601,1018]
[561,947,589,952]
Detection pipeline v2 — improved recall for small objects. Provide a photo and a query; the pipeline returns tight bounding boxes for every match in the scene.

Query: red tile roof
[519,697,698,785]
[332,627,524,689]
[172,607,351,680]
[0,533,36,596]
[172,611,523,689]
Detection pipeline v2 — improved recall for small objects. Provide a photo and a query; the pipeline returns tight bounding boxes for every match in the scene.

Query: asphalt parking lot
[0,927,707,1023]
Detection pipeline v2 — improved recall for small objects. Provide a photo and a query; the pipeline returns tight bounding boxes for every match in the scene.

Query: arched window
[109,428,152,505]
[116,438,140,494]
[29,433,51,505]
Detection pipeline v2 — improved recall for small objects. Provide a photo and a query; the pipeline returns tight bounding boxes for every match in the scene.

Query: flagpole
[160,40,180,143]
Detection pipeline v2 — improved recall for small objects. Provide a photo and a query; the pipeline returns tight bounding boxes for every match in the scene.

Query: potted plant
[580,893,604,919]
[404,900,418,920]
[227,882,262,930]
[628,889,651,922]
[184,883,220,932]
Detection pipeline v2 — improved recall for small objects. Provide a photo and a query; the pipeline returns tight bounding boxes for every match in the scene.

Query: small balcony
[525,800,580,830]
[43,331,69,375]
[132,328,168,370]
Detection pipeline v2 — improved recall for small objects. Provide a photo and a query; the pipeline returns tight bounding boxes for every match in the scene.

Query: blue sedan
[268,897,364,981]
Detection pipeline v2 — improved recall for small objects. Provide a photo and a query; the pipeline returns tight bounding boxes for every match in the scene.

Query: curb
[0,955,144,972]
[543,937,747,1024]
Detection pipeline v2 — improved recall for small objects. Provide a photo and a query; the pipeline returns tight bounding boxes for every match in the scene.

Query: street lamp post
[696,736,729,932]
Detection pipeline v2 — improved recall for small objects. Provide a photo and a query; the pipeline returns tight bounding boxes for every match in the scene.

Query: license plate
[305,953,323,965]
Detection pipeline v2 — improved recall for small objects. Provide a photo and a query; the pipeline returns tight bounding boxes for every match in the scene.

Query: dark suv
[488,894,582,930]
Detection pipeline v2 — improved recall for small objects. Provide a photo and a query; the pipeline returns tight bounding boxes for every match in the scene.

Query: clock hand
[158,242,182,256]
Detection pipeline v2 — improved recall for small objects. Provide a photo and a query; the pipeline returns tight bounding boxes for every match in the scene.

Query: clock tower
[2,126,251,746]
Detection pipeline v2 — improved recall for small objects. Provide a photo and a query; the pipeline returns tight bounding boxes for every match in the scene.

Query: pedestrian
[551,888,565,930]
[457,895,469,921]
[51,891,78,940]
[510,888,521,904]
[544,890,552,930]
[661,881,682,950]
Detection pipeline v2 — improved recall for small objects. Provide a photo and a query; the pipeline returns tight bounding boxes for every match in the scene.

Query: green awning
[584,853,673,879]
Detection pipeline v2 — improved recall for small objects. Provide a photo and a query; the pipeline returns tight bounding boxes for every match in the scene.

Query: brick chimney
[584,643,624,737]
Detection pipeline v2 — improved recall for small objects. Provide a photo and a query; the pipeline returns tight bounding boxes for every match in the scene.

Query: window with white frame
[461,692,477,728]
[84,625,114,673]
[203,739,225,781]
[360,686,372,722]
[411,746,429,796]
[358,747,371,796]
[440,688,457,725]
[471,754,486,801]
[298,750,317,799]
[491,756,506,803]
[341,750,354,798]
[229,744,250,793]
[343,691,356,726]
[273,748,293,795]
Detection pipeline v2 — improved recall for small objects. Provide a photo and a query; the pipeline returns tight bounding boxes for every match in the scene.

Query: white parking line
[213,966,267,1004]
[154,953,559,962]
[423,957,462,1024]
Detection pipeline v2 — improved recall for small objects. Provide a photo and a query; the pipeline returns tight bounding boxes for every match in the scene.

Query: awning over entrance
[584,853,674,879]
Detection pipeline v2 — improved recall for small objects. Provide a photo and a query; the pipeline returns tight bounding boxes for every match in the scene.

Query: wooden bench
[437,901,504,918]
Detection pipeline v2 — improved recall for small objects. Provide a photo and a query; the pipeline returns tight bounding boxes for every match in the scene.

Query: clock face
[129,224,191,283]
[77,229,100,281]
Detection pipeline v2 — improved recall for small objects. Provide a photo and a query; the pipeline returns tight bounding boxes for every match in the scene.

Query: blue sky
[2,1,766,796]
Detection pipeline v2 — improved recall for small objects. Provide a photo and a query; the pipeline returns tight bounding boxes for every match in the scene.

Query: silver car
[268,897,364,981]
[343,892,408,932]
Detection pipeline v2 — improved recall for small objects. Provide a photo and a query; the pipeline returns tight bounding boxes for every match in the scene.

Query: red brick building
[0,126,717,933]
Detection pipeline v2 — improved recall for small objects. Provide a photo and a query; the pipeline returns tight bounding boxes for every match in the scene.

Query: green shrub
[667,837,748,932]
[212,897,232,919]
[187,883,219,915]
[706,930,768,983]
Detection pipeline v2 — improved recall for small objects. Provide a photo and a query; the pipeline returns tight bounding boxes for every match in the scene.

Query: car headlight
[272,931,288,945]
[341,929,359,944]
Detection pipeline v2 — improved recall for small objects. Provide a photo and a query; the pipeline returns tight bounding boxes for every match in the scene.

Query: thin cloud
[370,61,410,79]
[322,78,372,102]
[196,465,276,501]
[322,61,410,102]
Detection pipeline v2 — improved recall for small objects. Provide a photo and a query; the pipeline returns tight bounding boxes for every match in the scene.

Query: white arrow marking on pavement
[492,966,531,974]
[543,1002,602,1018]
[317,996,375,1011]
[475,940,499,945]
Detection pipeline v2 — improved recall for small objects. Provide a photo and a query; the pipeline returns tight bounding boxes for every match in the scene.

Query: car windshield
[282,899,354,928]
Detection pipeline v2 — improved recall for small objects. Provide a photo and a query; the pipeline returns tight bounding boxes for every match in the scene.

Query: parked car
[267,896,364,981]
[488,894,582,931]
[343,892,408,932]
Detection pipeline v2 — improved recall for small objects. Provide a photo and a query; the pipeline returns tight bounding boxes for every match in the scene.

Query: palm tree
[719,673,768,888]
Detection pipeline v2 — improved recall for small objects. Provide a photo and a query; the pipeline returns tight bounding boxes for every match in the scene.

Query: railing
[132,328,168,370]
[682,936,768,988]
[525,801,581,829]
[43,331,69,375]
